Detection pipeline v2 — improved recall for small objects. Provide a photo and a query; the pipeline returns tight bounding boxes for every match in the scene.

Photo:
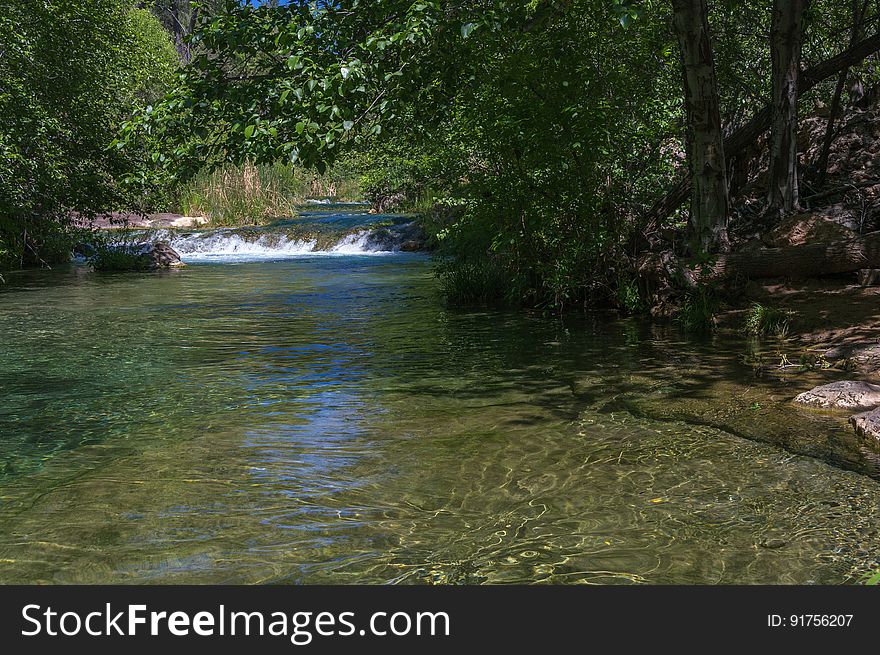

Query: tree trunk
[170,0,191,63]
[671,0,729,254]
[814,0,868,186]
[644,30,880,231]
[767,0,808,215]
[706,230,880,280]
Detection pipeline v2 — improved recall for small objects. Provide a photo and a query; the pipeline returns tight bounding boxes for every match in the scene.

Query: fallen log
[707,229,880,280]
[645,31,880,229]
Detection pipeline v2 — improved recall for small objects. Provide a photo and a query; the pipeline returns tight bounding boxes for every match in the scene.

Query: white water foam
[163,229,397,263]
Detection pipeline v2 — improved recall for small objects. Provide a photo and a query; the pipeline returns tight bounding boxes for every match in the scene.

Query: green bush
[0,1,179,270]
[437,258,512,306]
[617,276,645,315]
[0,215,81,270]
[88,232,152,273]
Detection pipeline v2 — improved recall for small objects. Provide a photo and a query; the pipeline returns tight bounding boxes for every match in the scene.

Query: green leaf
[244,125,255,139]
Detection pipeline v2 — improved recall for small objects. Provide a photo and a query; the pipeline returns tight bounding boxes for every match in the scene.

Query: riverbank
[719,278,880,379]
[73,211,210,230]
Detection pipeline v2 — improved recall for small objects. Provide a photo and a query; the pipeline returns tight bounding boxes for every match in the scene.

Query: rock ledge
[793,380,880,411]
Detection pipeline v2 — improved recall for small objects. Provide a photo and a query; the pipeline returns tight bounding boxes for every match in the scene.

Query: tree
[0,1,179,269]
[144,0,225,63]
[767,0,808,214]
[645,24,880,233]
[670,0,729,254]
[813,0,868,186]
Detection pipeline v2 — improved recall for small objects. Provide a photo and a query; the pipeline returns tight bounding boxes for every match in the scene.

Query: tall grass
[437,258,512,305]
[678,284,720,333]
[744,302,793,337]
[176,162,361,226]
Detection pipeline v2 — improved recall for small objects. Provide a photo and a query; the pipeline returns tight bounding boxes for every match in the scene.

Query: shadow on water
[0,251,878,584]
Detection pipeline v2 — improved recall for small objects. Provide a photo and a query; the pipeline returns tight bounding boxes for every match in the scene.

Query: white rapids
[152,225,420,263]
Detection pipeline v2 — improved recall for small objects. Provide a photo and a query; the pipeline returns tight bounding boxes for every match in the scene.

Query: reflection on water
[0,254,878,584]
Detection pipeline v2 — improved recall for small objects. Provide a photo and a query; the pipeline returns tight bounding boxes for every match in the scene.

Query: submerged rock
[850,408,880,446]
[793,380,880,411]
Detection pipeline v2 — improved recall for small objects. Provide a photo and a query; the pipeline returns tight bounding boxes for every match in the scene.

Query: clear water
[0,250,878,584]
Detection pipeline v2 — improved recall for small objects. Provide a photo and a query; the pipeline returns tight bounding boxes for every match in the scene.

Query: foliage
[865,568,880,585]
[347,135,464,212]
[744,302,793,337]
[108,0,880,308]
[0,0,179,270]
[436,257,513,306]
[86,230,157,272]
[617,276,646,315]
[678,284,721,333]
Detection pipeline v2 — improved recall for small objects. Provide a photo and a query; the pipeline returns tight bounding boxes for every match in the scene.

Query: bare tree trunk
[170,0,191,63]
[671,0,730,254]
[644,31,880,231]
[767,0,808,215]
[814,0,868,187]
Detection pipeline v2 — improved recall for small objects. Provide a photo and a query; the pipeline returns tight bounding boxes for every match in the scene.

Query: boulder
[850,408,880,446]
[144,241,184,269]
[794,380,880,411]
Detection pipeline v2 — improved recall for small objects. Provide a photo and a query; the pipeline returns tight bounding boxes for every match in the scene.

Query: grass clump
[437,259,511,306]
[744,302,792,337]
[678,284,720,333]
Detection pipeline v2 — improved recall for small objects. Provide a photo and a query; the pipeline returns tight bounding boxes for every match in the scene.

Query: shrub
[0,1,179,269]
[437,258,512,306]
[88,232,152,272]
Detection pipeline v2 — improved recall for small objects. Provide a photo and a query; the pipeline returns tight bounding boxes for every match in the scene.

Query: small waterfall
[145,221,425,263]
[162,231,320,262]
